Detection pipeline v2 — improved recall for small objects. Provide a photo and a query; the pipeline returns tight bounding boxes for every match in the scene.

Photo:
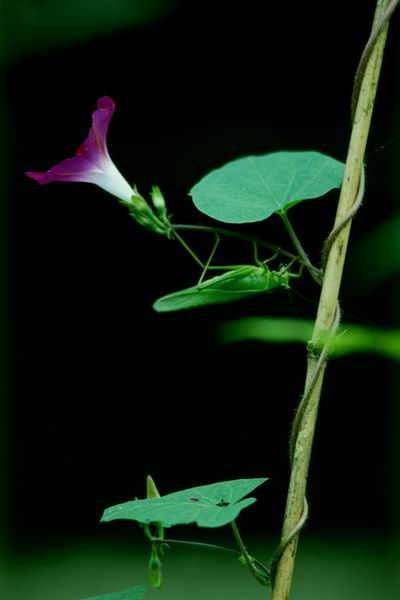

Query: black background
[7,0,399,543]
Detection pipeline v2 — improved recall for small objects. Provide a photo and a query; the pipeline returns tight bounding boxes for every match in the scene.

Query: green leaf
[190,151,344,224]
[153,266,291,312]
[82,585,147,600]
[101,478,267,529]
[220,317,400,361]
[220,318,314,344]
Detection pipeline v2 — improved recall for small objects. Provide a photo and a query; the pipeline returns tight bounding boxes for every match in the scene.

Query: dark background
[3,0,399,563]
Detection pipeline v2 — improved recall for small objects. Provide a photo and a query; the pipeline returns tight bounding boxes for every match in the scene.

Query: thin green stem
[151,536,240,555]
[172,229,269,272]
[150,535,270,583]
[142,523,153,542]
[230,521,269,586]
[279,213,322,284]
[172,223,296,261]
[172,230,205,269]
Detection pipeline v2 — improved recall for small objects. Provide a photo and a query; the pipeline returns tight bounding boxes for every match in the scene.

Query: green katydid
[153,230,300,312]
[153,263,299,312]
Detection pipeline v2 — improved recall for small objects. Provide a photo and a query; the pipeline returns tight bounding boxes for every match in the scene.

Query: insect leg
[253,242,262,266]
[198,234,220,285]
[289,262,306,279]
[280,259,305,279]
[254,242,278,268]
[172,230,208,269]
[262,252,279,265]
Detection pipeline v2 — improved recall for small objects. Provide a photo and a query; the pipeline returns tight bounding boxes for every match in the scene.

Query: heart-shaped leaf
[101,478,267,529]
[153,266,291,312]
[190,151,344,224]
[82,585,147,600]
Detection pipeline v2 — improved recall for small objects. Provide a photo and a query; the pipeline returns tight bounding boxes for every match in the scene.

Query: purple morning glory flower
[26,96,135,203]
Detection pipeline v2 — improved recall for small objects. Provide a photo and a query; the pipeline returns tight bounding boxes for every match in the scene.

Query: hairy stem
[271,2,392,598]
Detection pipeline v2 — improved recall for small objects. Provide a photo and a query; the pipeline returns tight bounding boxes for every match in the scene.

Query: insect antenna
[366,132,400,159]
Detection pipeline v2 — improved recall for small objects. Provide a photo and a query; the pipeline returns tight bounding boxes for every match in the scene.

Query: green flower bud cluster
[125,187,170,236]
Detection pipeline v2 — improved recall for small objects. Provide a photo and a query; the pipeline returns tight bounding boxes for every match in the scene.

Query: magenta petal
[26,154,96,184]
[26,96,115,184]
[76,96,115,166]
[25,170,48,183]
[26,96,134,202]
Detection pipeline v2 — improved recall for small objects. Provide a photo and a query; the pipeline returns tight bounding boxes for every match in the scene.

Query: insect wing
[153,266,289,312]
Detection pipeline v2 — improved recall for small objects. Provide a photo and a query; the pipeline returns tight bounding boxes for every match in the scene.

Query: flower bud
[150,185,168,221]
[148,544,162,588]
[146,475,161,499]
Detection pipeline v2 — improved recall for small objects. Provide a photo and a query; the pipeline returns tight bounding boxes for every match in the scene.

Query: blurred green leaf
[190,151,344,224]
[0,0,176,65]
[348,211,400,293]
[82,585,147,600]
[153,266,291,312]
[101,478,268,529]
[221,318,314,344]
[220,317,400,360]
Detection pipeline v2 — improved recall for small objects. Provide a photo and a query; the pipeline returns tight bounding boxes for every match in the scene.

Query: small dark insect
[190,497,200,502]
[216,499,230,507]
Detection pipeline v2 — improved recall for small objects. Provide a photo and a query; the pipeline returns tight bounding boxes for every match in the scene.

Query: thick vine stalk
[271,2,393,598]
